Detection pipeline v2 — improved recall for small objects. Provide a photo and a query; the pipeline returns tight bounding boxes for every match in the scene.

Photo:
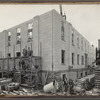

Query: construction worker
[23,46,27,57]
[19,59,26,70]
[68,79,74,95]
[62,74,68,94]
[27,47,31,56]
[24,46,27,56]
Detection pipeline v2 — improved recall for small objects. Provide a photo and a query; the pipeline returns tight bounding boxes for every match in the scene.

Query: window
[28,23,33,29]
[82,56,84,65]
[16,28,21,44]
[80,73,83,78]
[71,30,74,46]
[85,42,86,51]
[72,34,74,45]
[81,38,83,50]
[61,21,64,41]
[72,53,74,65]
[88,57,89,64]
[77,54,79,65]
[8,32,11,46]
[77,35,79,48]
[61,50,65,64]
[16,52,21,57]
[85,72,87,76]
[27,23,33,42]
[7,53,11,58]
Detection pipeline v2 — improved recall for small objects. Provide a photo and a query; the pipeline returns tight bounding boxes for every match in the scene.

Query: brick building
[0,9,95,82]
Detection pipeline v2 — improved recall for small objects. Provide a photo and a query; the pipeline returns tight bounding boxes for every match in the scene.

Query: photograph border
[0,0,100,99]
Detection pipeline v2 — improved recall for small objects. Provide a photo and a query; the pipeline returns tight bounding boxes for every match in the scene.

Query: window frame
[27,23,33,42]
[16,52,21,57]
[61,50,65,64]
[71,29,74,46]
[72,53,74,65]
[16,28,21,44]
[8,32,11,46]
[61,21,64,41]
[82,55,84,65]
[77,54,79,65]
[81,38,83,50]
[77,35,79,48]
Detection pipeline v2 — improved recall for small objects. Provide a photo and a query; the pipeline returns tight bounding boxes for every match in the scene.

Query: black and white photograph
[0,4,99,97]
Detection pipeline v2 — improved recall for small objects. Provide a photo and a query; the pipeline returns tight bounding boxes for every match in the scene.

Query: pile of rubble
[0,88,40,96]
[86,88,100,96]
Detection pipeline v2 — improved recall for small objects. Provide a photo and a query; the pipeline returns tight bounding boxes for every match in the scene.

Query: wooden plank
[44,71,49,85]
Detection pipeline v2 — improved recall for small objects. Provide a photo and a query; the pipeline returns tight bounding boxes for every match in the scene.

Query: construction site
[0,5,99,96]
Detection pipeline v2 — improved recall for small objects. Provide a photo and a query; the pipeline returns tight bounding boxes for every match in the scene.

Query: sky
[0,4,100,48]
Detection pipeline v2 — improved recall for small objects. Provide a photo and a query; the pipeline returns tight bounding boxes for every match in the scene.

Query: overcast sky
[0,4,100,48]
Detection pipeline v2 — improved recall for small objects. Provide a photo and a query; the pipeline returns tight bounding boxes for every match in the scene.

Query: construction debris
[0,78,12,85]
[7,82,20,91]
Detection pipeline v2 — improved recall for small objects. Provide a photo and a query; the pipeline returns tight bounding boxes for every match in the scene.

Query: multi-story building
[0,9,95,83]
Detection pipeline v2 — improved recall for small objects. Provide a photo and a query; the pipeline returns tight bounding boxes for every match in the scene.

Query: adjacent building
[0,9,95,82]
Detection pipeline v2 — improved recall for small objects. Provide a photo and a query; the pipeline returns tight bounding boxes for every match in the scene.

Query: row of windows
[61,50,87,66]
[60,22,92,54]
[72,53,84,65]
[72,53,93,65]
[7,23,33,46]
[60,21,86,50]
[71,30,91,52]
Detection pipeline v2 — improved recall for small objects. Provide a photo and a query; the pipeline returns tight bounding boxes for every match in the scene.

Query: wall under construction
[0,9,95,83]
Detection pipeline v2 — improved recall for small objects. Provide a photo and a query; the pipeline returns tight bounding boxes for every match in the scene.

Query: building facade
[0,9,95,82]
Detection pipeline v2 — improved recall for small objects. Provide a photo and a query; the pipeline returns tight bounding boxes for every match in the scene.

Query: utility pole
[13,45,16,70]
[7,44,9,78]
[2,56,4,78]
[20,39,22,84]
[31,42,33,85]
